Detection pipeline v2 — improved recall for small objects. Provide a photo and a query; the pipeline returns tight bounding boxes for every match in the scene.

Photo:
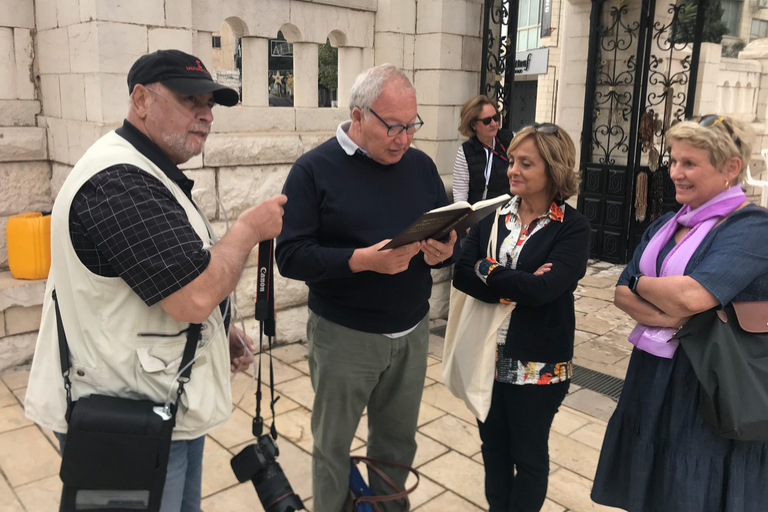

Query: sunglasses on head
[476,113,501,125]
[522,122,560,135]
[689,114,741,148]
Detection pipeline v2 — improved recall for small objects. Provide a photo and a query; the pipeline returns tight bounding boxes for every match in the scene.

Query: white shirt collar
[336,121,369,157]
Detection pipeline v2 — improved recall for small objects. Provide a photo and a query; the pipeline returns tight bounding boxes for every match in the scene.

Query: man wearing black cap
[25,50,287,512]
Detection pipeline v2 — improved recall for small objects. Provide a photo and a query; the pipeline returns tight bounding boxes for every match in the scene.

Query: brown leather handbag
[345,456,420,512]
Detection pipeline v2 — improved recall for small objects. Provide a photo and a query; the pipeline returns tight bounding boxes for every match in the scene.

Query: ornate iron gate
[480,0,520,129]
[578,0,707,262]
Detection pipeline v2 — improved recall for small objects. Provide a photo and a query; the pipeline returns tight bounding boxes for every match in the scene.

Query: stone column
[241,37,268,107]
[692,43,721,117]
[293,42,319,108]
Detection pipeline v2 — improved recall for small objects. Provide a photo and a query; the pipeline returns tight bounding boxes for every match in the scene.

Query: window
[760,0,768,9]
[721,0,742,36]
[212,36,221,49]
[751,18,768,41]
[516,0,541,52]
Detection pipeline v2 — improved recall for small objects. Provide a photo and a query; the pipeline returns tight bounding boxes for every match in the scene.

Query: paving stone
[412,431,449,468]
[420,383,477,425]
[13,474,60,512]
[418,452,486,508]
[418,414,481,457]
[11,384,25,403]
[201,438,240,498]
[230,371,301,418]
[425,360,443,383]
[1,369,29,390]
[573,356,630,380]
[412,489,483,511]
[406,474,444,510]
[551,406,590,436]
[291,358,310,375]
[274,376,315,410]
[561,389,617,422]
[201,482,263,512]
[0,404,31,433]
[547,467,623,511]
[0,471,23,512]
[578,275,617,289]
[574,297,612,314]
[423,376,436,387]
[270,343,308,365]
[428,334,444,359]
[575,339,631,365]
[427,355,441,366]
[570,422,608,451]
[575,315,615,336]
[574,329,597,345]
[0,426,60,487]
[208,407,260,449]
[548,430,600,479]
[0,382,15,408]
[576,286,616,302]
[541,498,568,512]
[275,406,365,456]
[416,401,446,427]
[241,357,302,385]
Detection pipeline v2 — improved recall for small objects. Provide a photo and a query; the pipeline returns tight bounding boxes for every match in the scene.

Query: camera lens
[254,461,304,512]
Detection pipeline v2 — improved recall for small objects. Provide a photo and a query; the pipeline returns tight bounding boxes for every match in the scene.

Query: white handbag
[442,209,513,422]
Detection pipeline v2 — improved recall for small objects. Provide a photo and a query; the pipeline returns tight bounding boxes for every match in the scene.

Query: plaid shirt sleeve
[69,165,211,306]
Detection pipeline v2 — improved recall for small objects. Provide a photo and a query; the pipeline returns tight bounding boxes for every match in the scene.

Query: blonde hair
[507,125,580,202]
[666,116,754,184]
[458,95,498,138]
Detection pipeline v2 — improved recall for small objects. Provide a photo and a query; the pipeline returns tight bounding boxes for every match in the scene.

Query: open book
[381,194,511,250]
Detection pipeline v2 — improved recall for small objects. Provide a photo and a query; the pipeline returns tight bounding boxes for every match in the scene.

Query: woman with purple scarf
[591,115,768,512]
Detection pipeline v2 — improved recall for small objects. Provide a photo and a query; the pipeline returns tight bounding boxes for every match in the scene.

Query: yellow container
[6,212,51,280]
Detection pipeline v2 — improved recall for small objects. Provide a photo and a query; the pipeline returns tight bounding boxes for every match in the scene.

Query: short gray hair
[348,64,415,117]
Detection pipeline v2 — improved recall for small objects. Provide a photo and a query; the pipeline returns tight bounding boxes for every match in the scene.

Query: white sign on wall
[515,48,550,76]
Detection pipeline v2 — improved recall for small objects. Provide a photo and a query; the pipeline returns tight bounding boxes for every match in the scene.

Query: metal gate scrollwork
[481,0,519,129]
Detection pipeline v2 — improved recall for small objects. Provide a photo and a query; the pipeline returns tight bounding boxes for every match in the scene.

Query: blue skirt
[591,347,768,512]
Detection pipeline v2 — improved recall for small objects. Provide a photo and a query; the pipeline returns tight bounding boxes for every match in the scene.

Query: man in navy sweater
[276,64,458,511]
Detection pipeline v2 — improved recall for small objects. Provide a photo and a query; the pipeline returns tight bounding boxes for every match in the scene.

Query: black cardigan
[453,202,591,362]
[462,129,514,204]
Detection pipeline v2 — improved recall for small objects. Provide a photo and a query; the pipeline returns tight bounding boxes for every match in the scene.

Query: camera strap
[254,239,280,440]
[53,288,202,422]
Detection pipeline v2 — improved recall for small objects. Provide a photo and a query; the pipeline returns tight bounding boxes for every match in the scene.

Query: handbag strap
[350,456,420,506]
[486,206,502,259]
[52,288,201,421]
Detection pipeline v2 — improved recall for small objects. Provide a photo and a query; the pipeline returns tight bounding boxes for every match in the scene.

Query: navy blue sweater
[276,137,457,333]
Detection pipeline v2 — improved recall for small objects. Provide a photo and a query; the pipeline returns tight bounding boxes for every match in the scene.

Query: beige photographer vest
[25,131,232,440]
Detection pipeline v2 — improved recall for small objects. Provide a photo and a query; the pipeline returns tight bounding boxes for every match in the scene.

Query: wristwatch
[628,274,642,295]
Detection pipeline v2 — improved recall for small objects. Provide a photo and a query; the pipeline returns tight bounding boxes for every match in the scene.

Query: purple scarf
[628,185,746,358]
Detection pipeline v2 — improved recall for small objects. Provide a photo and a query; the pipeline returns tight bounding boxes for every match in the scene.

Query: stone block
[97,23,149,74]
[0,29,14,100]
[4,305,42,335]
[295,108,348,131]
[37,28,70,74]
[186,169,217,220]
[57,0,80,27]
[461,36,482,72]
[241,37,267,107]
[414,70,478,106]
[14,29,34,100]
[403,34,415,71]
[148,28,195,53]
[51,163,73,199]
[431,265,452,283]
[93,0,165,26]
[0,332,36,371]
[236,265,307,316]
[0,271,47,310]
[414,33,463,70]
[192,31,214,74]
[0,162,52,216]
[35,0,57,30]
[66,120,103,164]
[204,134,303,166]
[417,105,462,141]
[417,0,483,37]
[59,74,87,121]
[68,23,100,74]
[0,0,35,28]
[45,117,69,164]
[0,128,47,162]
[165,0,193,28]
[0,216,7,268]
[276,305,308,344]
[0,310,4,337]
[429,280,451,319]
[178,153,202,170]
[209,106,294,134]
[300,133,333,154]
[290,1,374,47]
[87,74,129,124]
[218,164,291,219]
[374,32,405,68]
[376,0,417,34]
[39,76,61,118]
[192,0,288,38]
[0,100,40,127]
[413,139,461,176]
[79,0,96,21]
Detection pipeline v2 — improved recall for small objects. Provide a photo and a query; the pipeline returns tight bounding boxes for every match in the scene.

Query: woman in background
[591,115,768,512]
[453,123,590,511]
[452,96,514,204]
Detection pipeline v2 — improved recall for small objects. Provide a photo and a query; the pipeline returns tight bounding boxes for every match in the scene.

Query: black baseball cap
[127,49,239,107]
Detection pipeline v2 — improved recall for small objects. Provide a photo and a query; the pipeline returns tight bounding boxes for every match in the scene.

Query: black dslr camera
[231,434,304,512]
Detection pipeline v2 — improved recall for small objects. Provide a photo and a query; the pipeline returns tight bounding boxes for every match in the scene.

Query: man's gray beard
[161,130,201,163]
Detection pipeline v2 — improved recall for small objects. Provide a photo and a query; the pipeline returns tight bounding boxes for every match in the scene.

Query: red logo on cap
[186,60,210,75]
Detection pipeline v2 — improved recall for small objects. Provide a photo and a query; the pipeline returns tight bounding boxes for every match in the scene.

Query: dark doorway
[509,81,537,133]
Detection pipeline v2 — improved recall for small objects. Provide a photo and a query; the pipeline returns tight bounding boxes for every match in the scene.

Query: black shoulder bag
[676,301,768,441]
[53,290,202,512]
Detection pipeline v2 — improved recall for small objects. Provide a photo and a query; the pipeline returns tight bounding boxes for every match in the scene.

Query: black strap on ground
[254,239,280,440]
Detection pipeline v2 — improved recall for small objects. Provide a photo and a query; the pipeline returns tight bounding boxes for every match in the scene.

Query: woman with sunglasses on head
[452,96,515,204]
[591,115,768,512]
[453,123,590,511]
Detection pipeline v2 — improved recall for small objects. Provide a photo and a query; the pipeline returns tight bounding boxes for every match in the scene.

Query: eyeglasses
[368,108,424,137]
[690,114,741,148]
[476,113,501,125]
[522,122,560,135]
